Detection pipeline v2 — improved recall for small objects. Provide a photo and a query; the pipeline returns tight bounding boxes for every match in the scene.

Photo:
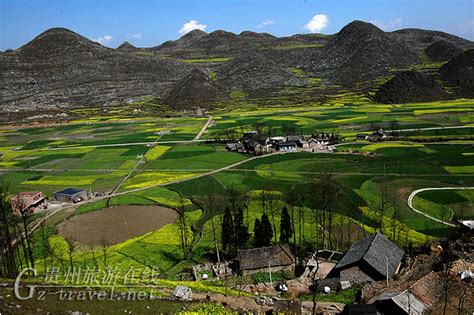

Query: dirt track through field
[58,205,178,245]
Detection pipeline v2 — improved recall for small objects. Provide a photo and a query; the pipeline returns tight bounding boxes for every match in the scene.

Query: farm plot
[168,143,474,238]
[145,144,247,170]
[58,205,178,245]
[413,189,474,221]
[204,98,474,141]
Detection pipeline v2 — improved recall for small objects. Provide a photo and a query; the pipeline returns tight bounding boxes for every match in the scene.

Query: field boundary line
[407,187,474,227]
[110,134,163,194]
[193,116,212,141]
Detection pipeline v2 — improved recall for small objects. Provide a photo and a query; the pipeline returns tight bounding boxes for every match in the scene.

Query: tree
[99,236,110,268]
[177,197,192,259]
[0,181,19,278]
[198,182,222,262]
[253,218,262,247]
[233,207,249,250]
[313,169,339,249]
[279,207,293,244]
[65,236,76,270]
[260,213,273,247]
[221,207,234,252]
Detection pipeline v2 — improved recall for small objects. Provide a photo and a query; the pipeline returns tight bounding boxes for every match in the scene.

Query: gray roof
[375,291,425,315]
[335,232,404,279]
[286,135,305,141]
[237,244,295,271]
[54,188,85,196]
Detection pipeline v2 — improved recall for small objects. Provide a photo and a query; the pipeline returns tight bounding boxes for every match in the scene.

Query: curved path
[407,187,474,227]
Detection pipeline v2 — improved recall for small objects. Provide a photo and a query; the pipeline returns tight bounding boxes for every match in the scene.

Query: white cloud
[305,14,329,33]
[94,35,113,45]
[257,19,275,29]
[459,20,474,37]
[130,33,142,39]
[371,18,403,31]
[178,20,207,35]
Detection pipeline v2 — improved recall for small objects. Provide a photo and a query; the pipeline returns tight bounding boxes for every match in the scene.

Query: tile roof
[237,244,295,271]
[335,231,404,279]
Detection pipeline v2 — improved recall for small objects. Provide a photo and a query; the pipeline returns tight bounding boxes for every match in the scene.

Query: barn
[53,188,87,203]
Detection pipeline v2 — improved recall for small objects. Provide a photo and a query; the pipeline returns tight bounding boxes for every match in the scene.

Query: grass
[179,57,232,64]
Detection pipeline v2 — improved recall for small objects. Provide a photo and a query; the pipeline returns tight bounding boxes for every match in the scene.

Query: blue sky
[1,0,473,50]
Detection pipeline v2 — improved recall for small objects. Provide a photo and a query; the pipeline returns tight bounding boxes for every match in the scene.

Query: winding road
[407,187,474,227]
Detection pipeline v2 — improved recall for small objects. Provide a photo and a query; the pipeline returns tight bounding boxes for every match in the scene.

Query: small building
[356,134,369,140]
[286,135,305,142]
[53,188,87,203]
[296,139,309,149]
[308,138,329,150]
[276,141,297,152]
[11,191,47,216]
[328,232,404,285]
[372,291,425,315]
[301,250,343,280]
[236,244,295,275]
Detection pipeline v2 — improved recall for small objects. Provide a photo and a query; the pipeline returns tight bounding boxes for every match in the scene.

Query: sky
[1,0,473,50]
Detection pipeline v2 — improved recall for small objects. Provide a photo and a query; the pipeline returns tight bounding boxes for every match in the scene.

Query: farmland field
[58,205,179,245]
[1,96,473,280]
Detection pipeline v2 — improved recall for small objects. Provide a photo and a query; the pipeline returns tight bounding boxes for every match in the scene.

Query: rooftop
[237,244,295,271]
[335,231,404,279]
[54,188,85,196]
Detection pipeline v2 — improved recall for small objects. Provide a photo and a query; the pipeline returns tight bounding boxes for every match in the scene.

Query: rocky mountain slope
[305,21,420,85]
[1,21,473,114]
[425,40,463,62]
[162,69,228,107]
[0,28,193,111]
[217,52,306,94]
[440,49,474,98]
[373,71,449,103]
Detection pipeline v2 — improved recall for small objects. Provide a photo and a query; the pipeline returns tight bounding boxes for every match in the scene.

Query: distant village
[225,131,343,155]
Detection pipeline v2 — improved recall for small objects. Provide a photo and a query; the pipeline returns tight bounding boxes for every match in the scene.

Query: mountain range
[1,20,473,116]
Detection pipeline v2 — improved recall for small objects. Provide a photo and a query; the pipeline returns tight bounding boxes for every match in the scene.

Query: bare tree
[65,236,76,270]
[176,197,192,259]
[0,180,19,278]
[312,169,339,249]
[99,236,110,268]
[19,200,34,269]
[198,182,221,262]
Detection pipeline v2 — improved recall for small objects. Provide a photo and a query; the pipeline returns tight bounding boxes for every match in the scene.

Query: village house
[53,188,87,203]
[301,250,343,281]
[276,141,297,152]
[328,232,404,285]
[368,129,387,142]
[11,191,47,216]
[297,139,309,149]
[236,244,296,276]
[370,271,443,314]
[286,135,305,142]
[356,133,369,140]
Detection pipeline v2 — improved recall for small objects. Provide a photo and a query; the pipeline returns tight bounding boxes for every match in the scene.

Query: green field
[1,96,473,285]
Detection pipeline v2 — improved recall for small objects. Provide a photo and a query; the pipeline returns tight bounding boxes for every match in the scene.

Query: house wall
[54,190,87,203]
